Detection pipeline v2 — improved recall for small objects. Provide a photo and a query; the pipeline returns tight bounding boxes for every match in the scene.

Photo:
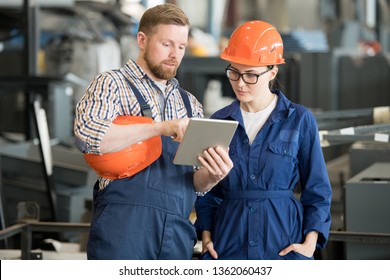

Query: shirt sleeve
[194,185,223,239]
[298,111,333,248]
[73,73,119,154]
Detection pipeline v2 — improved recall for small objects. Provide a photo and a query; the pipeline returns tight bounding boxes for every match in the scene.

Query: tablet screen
[173,118,238,166]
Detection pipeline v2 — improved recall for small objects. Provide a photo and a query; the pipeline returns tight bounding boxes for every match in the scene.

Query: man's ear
[137,32,147,49]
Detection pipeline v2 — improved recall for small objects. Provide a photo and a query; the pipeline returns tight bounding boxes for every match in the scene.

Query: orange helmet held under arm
[220,20,285,66]
[84,116,162,180]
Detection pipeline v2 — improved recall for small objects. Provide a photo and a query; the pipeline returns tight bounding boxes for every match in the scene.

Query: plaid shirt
[74,59,203,188]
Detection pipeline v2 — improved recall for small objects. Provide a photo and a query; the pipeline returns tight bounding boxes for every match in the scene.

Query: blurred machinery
[0,0,136,139]
[317,108,390,259]
[0,0,134,246]
[0,141,96,225]
[344,162,390,260]
[349,141,390,177]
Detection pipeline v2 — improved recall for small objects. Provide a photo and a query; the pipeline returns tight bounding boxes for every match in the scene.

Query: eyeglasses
[225,67,271,84]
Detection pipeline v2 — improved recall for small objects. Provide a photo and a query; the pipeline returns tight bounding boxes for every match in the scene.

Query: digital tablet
[173,118,239,166]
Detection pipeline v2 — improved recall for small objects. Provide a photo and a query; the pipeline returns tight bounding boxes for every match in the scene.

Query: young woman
[195,20,332,260]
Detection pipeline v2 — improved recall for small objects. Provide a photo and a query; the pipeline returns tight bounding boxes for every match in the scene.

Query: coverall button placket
[248,139,260,187]
[247,200,259,259]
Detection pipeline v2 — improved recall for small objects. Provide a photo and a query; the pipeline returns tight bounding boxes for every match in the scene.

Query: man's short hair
[138,3,190,35]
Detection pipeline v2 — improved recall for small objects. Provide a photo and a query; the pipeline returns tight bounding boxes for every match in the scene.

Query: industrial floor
[0,242,86,260]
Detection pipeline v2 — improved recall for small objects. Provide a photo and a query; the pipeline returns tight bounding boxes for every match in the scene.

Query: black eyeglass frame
[225,65,274,84]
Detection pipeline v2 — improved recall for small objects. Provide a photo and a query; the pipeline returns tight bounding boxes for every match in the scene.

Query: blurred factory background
[0,0,389,260]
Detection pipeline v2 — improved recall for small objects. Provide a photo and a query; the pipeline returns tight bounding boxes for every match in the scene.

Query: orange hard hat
[84,115,162,180]
[220,20,285,66]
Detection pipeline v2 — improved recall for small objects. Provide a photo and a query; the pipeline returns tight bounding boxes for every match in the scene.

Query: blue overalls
[87,77,197,260]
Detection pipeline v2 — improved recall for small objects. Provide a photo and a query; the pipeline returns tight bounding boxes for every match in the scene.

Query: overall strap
[178,88,192,118]
[115,70,193,118]
[114,70,153,118]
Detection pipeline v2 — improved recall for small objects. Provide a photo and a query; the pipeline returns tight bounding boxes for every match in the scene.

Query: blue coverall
[87,136,197,259]
[87,76,197,260]
[195,90,332,260]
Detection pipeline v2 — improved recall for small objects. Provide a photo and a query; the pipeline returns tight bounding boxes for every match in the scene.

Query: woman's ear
[269,66,278,80]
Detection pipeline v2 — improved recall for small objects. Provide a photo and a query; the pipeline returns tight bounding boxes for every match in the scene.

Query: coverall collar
[214,89,296,126]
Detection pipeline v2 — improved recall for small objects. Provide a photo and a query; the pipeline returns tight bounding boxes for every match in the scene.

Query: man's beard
[144,49,178,81]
